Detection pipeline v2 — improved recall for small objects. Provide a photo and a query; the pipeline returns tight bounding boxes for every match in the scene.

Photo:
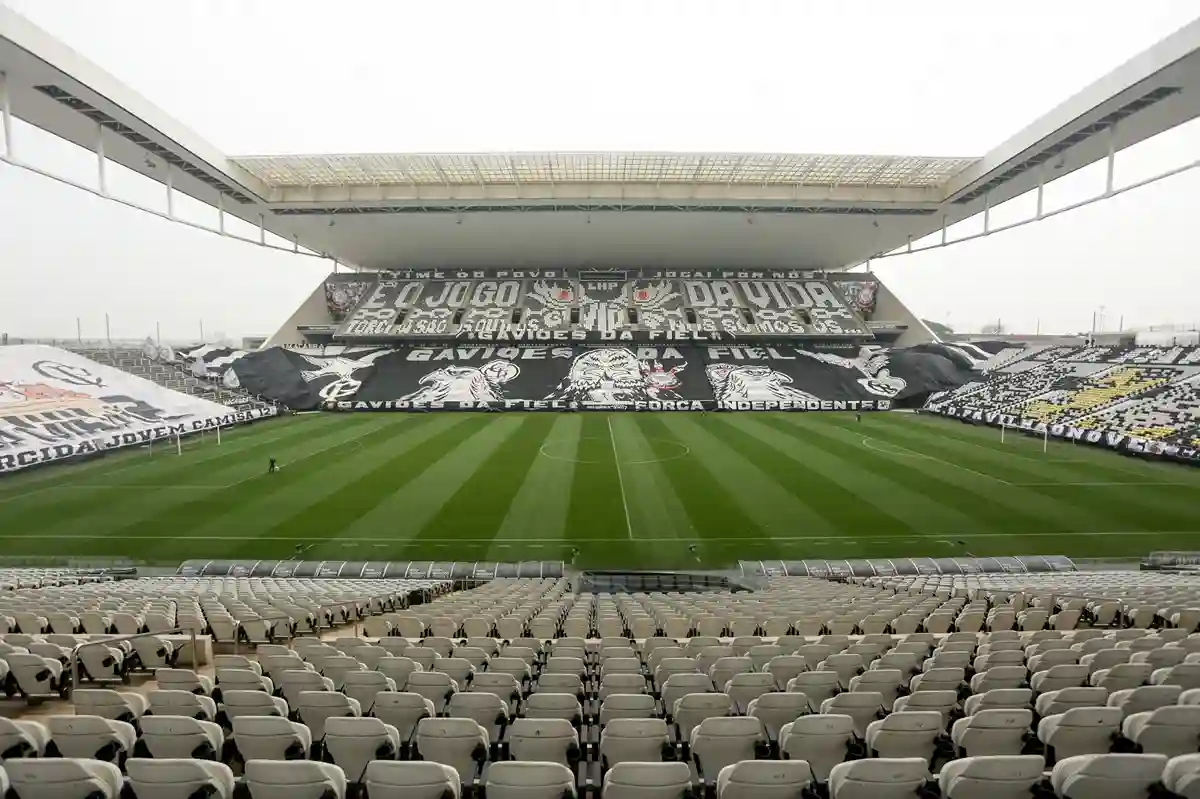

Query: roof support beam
[95,122,107,197]
[0,71,10,159]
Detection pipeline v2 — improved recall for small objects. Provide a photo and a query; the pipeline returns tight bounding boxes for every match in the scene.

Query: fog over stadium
[2,0,1200,341]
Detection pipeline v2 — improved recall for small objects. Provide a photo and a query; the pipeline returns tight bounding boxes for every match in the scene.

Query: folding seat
[537,673,586,702]
[0,717,49,758]
[147,690,218,721]
[685,638,722,659]
[974,651,1026,673]
[937,754,1046,799]
[360,761,460,799]
[433,657,475,690]
[6,652,64,698]
[690,716,769,783]
[218,690,289,729]
[865,712,941,763]
[846,643,885,666]
[874,652,921,677]
[78,641,126,683]
[279,670,336,709]
[1018,610,1050,631]
[923,652,972,675]
[827,757,931,799]
[654,658,700,690]
[295,691,361,742]
[1037,707,1123,760]
[1030,651,1080,674]
[1031,665,1090,695]
[375,656,421,690]
[1153,663,1200,691]
[849,669,904,711]
[231,716,312,761]
[406,648,441,671]
[406,671,458,715]
[125,757,237,799]
[323,717,400,788]
[600,673,649,701]
[1049,753,1168,799]
[135,715,224,760]
[507,718,580,767]
[4,758,124,799]
[73,688,149,723]
[910,667,965,694]
[46,715,136,762]
[970,665,1028,693]
[1082,649,1132,675]
[132,637,178,671]
[819,654,865,689]
[892,690,958,731]
[484,761,575,799]
[155,667,213,695]
[1120,705,1200,757]
[746,692,809,742]
[715,760,809,799]
[748,645,786,672]
[1132,647,1187,671]
[779,714,856,782]
[1107,685,1182,719]
[321,656,368,690]
[1163,753,1200,799]
[414,717,489,787]
[422,637,457,659]
[821,692,885,738]
[1092,664,1153,692]
[602,762,693,799]
[709,657,753,691]
[661,674,714,714]
[788,672,840,711]
[600,718,671,766]
[725,672,776,713]
[795,644,833,670]
[447,691,510,740]
[600,694,658,725]
[215,667,272,697]
[372,692,434,749]
[525,692,585,726]
[766,655,809,689]
[1035,687,1110,718]
[601,658,643,679]
[673,693,734,738]
[950,709,1032,757]
[243,760,347,799]
[333,671,392,713]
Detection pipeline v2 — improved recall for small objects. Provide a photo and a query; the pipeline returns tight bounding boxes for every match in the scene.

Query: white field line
[3,530,1195,543]
[861,436,1013,485]
[607,416,634,540]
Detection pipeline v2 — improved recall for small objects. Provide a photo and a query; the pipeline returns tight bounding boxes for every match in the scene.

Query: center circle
[539,436,692,465]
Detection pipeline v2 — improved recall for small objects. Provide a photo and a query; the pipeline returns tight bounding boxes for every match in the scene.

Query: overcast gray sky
[2,0,1199,341]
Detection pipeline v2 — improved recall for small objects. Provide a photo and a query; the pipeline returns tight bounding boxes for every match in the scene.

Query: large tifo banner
[184,342,983,412]
[0,346,275,474]
[933,405,1200,465]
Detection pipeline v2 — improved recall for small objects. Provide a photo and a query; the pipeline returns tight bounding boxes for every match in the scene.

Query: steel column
[983,193,991,234]
[217,193,225,234]
[166,167,175,218]
[96,124,108,197]
[0,71,11,159]
[1105,124,1118,195]
[1036,169,1045,219]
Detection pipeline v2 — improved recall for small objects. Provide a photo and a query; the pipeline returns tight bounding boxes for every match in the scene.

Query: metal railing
[230,614,297,656]
[70,627,199,701]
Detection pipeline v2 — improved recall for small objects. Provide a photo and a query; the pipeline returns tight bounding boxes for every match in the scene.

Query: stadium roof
[232,152,979,192]
[3,5,1200,271]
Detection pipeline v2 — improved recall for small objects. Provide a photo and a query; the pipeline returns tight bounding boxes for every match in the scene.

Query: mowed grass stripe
[98,416,403,542]
[489,414,582,561]
[564,415,630,541]
[0,415,375,538]
[181,415,456,555]
[399,414,561,557]
[708,414,928,535]
[0,415,316,498]
[632,414,767,550]
[247,415,487,550]
[854,416,1198,532]
[608,413,700,547]
[762,415,1052,544]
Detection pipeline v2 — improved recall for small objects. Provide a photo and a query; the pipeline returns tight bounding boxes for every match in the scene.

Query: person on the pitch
[856,412,862,423]
[268,457,278,474]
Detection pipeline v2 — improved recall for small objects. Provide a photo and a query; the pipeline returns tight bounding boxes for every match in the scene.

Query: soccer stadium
[3,3,1200,797]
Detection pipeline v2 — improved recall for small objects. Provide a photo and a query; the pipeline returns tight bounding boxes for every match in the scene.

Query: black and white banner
[0,345,279,475]
[208,342,979,412]
[934,405,1200,465]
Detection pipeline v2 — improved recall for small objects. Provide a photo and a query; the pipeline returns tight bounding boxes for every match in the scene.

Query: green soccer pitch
[1,412,1198,569]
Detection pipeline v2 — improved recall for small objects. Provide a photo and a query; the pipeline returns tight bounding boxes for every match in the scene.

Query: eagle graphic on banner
[298,349,394,400]
[705,364,820,404]
[546,348,684,403]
